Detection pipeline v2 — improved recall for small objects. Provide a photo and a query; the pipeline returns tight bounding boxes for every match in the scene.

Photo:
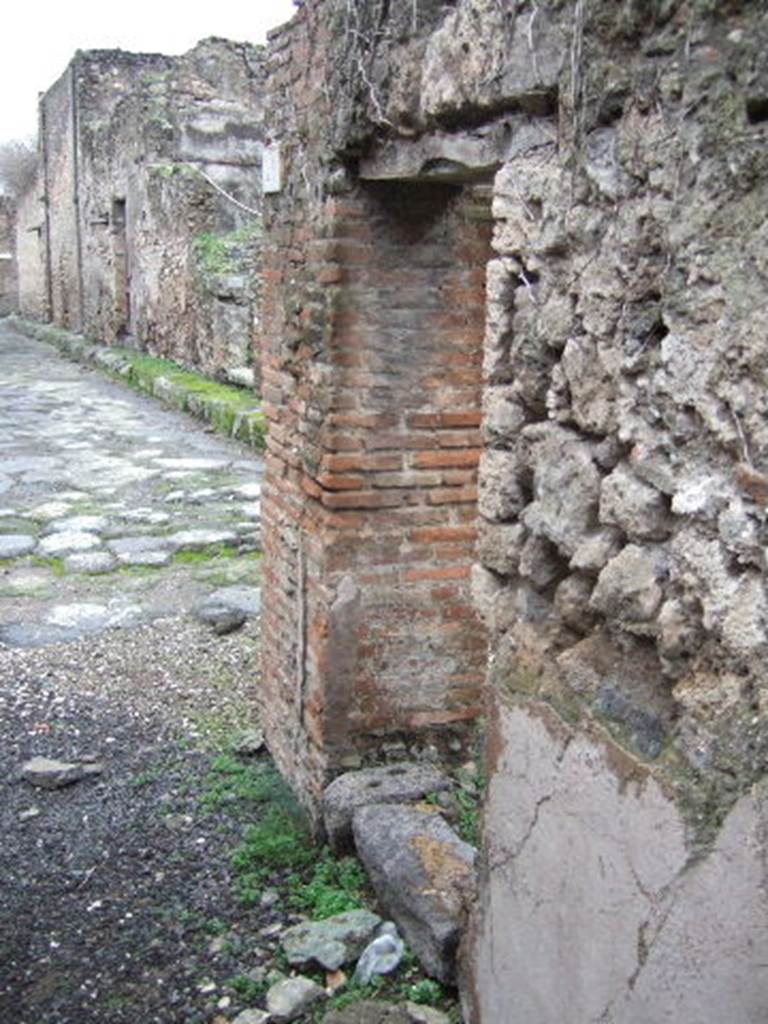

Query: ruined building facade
[258,1,768,1020]
[16,38,264,383]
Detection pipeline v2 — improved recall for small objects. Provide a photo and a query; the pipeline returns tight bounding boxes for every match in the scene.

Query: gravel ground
[0,616,293,1024]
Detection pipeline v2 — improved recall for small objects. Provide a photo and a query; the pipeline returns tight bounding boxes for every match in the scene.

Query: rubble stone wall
[263,0,768,1018]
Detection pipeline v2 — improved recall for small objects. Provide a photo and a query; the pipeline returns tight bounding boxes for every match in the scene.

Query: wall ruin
[261,0,768,1019]
[15,39,264,384]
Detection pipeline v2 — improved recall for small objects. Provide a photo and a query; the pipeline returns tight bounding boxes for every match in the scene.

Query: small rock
[405,1004,451,1024]
[323,1000,411,1024]
[46,515,107,535]
[38,531,101,556]
[21,756,103,790]
[353,805,477,983]
[0,534,36,559]
[167,528,238,551]
[18,806,41,821]
[107,535,171,556]
[194,604,247,636]
[64,551,116,574]
[260,888,280,908]
[260,922,284,938]
[207,586,262,615]
[234,482,262,499]
[232,1010,270,1024]
[225,366,256,389]
[116,549,172,567]
[281,908,382,971]
[233,727,266,756]
[266,975,326,1021]
[354,922,405,984]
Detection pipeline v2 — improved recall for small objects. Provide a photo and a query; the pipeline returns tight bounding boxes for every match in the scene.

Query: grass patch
[287,853,368,919]
[31,555,66,578]
[173,544,239,565]
[228,974,267,1003]
[201,755,370,914]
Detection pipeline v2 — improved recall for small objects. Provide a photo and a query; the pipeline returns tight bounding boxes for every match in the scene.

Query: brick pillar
[259,10,492,813]
[260,175,492,815]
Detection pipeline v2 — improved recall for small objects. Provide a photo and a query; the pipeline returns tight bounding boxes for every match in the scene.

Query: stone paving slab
[0,320,265,648]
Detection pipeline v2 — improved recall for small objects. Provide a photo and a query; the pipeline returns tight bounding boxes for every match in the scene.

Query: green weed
[288,853,368,919]
[228,974,267,1003]
[201,756,288,810]
[456,771,486,848]
[31,555,66,578]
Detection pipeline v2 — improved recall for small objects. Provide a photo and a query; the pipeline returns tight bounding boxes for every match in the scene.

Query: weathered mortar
[263,0,768,1019]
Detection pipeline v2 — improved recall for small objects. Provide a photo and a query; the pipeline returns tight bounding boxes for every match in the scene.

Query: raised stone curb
[5,316,265,450]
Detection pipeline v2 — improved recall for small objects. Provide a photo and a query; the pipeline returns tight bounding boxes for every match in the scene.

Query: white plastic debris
[353,921,405,984]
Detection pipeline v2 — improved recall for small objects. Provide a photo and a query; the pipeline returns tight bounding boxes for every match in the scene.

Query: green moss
[9,317,266,451]
[193,223,261,276]
[173,544,239,566]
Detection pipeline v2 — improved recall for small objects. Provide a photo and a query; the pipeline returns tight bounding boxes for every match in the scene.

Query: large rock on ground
[352,804,476,983]
[280,908,382,970]
[323,764,453,852]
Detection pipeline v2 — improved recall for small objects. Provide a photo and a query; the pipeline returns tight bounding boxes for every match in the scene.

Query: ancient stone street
[0,320,264,647]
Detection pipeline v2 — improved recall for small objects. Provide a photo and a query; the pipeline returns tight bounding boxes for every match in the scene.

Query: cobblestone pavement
[0,320,264,647]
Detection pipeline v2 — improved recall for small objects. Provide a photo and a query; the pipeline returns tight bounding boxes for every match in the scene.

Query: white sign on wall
[263,143,283,194]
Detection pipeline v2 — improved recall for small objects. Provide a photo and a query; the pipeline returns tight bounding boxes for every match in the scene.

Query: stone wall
[262,0,768,1019]
[16,39,264,383]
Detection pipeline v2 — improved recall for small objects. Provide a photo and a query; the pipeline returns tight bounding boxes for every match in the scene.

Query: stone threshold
[5,316,266,451]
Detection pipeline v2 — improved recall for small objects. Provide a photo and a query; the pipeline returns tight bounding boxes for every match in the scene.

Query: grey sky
[0,0,297,144]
